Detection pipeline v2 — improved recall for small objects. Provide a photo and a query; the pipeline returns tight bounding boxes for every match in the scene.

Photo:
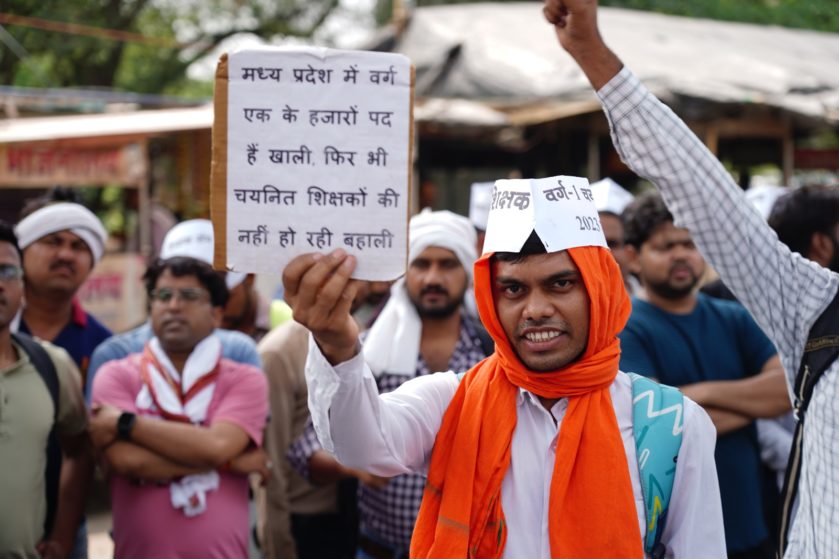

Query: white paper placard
[220,47,412,280]
[482,175,607,254]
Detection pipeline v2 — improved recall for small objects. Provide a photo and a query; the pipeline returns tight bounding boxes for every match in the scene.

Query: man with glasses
[86,219,262,402]
[0,221,90,559]
[89,256,269,558]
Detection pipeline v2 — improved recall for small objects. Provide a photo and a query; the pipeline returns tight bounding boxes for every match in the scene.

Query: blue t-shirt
[19,301,112,390]
[619,294,777,552]
[86,322,262,403]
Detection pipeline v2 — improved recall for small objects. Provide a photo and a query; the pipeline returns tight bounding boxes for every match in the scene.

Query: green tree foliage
[598,0,839,33]
[381,0,839,33]
[1,0,340,96]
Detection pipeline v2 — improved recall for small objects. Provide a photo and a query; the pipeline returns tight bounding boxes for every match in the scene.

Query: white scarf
[364,209,477,377]
[136,334,222,516]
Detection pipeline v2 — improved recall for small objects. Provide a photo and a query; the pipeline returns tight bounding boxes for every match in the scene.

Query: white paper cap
[482,175,607,255]
[469,182,494,230]
[590,178,634,215]
[160,219,247,290]
[744,184,787,220]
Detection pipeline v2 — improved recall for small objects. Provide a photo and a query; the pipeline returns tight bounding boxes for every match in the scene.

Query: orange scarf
[411,246,641,558]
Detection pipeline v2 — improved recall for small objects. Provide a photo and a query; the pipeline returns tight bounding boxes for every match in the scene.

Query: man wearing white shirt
[282,197,724,556]
[542,0,839,556]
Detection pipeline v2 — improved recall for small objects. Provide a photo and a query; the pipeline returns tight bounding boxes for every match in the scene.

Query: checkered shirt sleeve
[286,417,323,482]
[359,318,488,550]
[598,66,839,558]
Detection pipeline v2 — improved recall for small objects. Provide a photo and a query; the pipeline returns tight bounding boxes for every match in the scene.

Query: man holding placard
[282,176,724,557]
[287,210,490,558]
[544,1,839,556]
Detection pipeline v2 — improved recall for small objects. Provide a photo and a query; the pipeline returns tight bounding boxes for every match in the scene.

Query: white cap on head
[364,209,477,378]
[590,178,634,216]
[16,202,108,263]
[483,176,607,255]
[468,182,494,231]
[745,184,787,221]
[160,219,246,290]
[409,209,477,280]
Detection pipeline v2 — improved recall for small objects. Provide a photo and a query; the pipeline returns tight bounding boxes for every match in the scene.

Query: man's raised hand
[282,249,361,364]
[542,0,622,90]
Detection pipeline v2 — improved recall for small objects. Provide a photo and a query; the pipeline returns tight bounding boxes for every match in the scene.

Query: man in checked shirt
[287,210,491,559]
[543,0,839,556]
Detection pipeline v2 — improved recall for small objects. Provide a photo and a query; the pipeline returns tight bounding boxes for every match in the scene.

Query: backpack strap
[628,373,684,559]
[11,332,62,540]
[778,287,839,557]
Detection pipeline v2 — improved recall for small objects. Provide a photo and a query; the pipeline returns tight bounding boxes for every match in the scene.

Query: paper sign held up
[482,175,607,255]
[211,47,414,281]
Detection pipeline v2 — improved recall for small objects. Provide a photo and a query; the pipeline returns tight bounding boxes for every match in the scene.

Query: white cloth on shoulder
[364,209,477,377]
[135,334,222,516]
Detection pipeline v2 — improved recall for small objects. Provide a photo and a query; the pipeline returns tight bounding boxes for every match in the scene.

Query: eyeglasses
[0,264,23,281]
[149,287,210,305]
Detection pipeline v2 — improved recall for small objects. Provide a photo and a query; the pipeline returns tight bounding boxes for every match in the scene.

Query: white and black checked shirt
[287,316,488,551]
[599,67,839,558]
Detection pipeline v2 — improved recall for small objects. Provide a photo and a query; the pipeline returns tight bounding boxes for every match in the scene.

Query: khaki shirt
[0,340,87,558]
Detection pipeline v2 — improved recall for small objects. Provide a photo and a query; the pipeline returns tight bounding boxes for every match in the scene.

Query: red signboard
[0,143,145,187]
[794,148,839,170]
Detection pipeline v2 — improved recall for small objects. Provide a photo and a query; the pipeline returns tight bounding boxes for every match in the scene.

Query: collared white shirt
[598,66,839,558]
[306,338,725,558]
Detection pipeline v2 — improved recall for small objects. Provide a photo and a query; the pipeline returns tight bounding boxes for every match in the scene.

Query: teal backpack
[455,371,684,558]
[627,373,684,559]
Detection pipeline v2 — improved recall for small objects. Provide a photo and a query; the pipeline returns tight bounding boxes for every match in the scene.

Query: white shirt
[599,67,839,558]
[306,338,725,558]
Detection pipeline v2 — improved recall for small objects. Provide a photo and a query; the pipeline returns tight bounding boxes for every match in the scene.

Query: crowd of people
[1,1,838,558]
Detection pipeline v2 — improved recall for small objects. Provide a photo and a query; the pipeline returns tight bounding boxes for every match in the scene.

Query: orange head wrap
[411,244,642,558]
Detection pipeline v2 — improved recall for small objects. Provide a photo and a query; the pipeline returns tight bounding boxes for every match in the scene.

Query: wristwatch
[117,412,137,441]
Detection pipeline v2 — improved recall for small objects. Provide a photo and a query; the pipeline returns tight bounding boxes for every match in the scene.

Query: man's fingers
[306,253,357,326]
[282,252,324,305]
[327,278,361,325]
[295,250,354,320]
[543,2,568,26]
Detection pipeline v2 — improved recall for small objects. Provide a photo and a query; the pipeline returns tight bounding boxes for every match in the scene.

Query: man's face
[150,269,221,355]
[350,280,392,314]
[22,230,94,297]
[221,275,253,331]
[405,246,468,319]
[492,251,591,372]
[600,213,630,278]
[631,222,705,301]
[0,242,24,331]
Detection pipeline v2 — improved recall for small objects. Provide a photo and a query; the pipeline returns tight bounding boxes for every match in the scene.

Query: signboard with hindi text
[211,47,413,281]
[0,143,146,187]
[482,175,607,255]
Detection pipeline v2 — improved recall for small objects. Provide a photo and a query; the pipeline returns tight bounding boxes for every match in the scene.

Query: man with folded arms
[90,257,268,558]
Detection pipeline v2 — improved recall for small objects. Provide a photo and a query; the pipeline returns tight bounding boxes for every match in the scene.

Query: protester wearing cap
[282,176,724,558]
[286,209,491,558]
[87,219,262,403]
[590,177,638,294]
[469,181,494,255]
[15,201,112,387]
[159,220,270,342]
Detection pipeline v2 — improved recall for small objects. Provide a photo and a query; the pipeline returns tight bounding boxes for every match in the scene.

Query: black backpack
[11,332,62,540]
[777,290,839,557]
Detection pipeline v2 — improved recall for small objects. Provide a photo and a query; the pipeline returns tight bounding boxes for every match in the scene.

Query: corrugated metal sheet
[395,3,839,125]
[0,105,213,143]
